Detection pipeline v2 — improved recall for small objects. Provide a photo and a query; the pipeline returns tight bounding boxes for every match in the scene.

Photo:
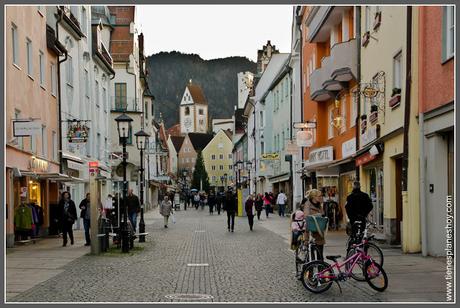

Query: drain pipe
[296,7,305,197]
[402,6,412,192]
[419,113,427,256]
[56,8,68,174]
[355,6,361,182]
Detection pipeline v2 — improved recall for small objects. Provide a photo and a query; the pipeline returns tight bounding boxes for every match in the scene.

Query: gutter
[56,8,69,174]
[419,112,427,256]
[402,6,412,192]
[297,7,305,197]
[355,6,361,181]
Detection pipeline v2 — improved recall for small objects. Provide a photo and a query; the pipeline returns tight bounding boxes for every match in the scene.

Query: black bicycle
[295,234,322,279]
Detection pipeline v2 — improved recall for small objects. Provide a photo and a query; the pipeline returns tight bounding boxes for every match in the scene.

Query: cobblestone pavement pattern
[8,208,443,303]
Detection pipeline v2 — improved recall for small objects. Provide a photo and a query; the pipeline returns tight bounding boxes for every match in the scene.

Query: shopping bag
[171,213,176,224]
[306,215,328,236]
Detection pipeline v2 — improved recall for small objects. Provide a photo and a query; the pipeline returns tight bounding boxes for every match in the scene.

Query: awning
[62,152,84,163]
[327,156,354,168]
[19,172,85,182]
[268,173,290,184]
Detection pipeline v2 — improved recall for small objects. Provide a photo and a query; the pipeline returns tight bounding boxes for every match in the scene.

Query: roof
[254,53,290,102]
[166,124,181,137]
[187,83,207,105]
[170,136,185,152]
[224,129,233,140]
[188,133,214,152]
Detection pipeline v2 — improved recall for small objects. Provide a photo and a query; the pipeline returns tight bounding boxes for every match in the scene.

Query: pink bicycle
[300,243,388,293]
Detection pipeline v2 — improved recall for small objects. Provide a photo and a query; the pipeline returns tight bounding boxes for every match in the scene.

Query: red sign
[89,161,99,177]
[355,152,376,167]
[88,161,99,168]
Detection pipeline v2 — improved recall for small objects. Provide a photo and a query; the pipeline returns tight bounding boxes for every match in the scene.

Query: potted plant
[362,31,371,47]
[360,114,367,120]
[370,104,379,113]
[389,88,401,108]
[373,11,382,30]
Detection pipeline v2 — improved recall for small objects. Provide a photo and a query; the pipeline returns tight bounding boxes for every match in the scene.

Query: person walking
[59,191,77,247]
[345,181,373,237]
[224,190,237,232]
[304,189,326,259]
[255,194,264,220]
[79,193,92,246]
[193,193,200,210]
[245,194,256,231]
[263,192,271,218]
[216,192,223,215]
[125,189,141,233]
[160,195,173,228]
[276,190,288,217]
[208,190,216,215]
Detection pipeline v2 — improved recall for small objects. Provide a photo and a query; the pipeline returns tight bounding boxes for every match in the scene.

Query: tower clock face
[184,117,192,129]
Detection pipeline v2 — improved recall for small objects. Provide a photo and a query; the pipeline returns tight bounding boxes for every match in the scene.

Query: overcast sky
[137,5,294,62]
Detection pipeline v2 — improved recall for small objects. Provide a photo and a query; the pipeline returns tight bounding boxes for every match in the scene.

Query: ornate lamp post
[115,113,133,253]
[182,170,188,210]
[135,129,150,243]
[223,173,228,190]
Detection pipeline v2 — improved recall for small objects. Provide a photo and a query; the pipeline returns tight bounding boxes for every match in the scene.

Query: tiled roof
[171,136,185,152]
[187,83,207,105]
[166,124,181,137]
[223,129,233,140]
[188,133,214,152]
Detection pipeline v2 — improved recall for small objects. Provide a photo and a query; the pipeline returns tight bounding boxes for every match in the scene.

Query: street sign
[286,141,299,156]
[293,122,317,129]
[261,153,279,160]
[13,120,42,136]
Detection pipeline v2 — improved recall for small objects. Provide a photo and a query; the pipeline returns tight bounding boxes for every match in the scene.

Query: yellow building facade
[202,130,233,190]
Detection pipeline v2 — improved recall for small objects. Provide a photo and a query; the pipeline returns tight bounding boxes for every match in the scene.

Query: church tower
[180,80,208,134]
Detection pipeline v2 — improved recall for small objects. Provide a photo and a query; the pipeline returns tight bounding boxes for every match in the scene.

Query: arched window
[185,107,190,115]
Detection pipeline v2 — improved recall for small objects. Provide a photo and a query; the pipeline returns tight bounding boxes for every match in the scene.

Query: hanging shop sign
[13,120,42,137]
[29,156,50,172]
[308,146,334,166]
[342,138,356,158]
[296,130,314,147]
[261,153,280,160]
[67,120,89,143]
[88,161,99,177]
[286,141,300,156]
[355,152,377,167]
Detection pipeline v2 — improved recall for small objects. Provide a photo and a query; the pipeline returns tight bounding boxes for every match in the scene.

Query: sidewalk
[255,213,448,302]
[5,209,160,301]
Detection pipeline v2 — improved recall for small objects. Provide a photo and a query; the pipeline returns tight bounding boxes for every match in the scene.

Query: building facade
[202,130,233,190]
[179,81,209,134]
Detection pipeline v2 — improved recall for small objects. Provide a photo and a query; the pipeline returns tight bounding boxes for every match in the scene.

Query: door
[395,158,403,244]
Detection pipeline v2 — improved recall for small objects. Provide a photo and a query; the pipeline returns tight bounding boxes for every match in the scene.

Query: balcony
[58,6,85,39]
[111,97,142,113]
[309,39,358,102]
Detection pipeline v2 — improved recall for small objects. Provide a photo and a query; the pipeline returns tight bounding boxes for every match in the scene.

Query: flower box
[369,111,378,124]
[389,94,401,108]
[373,11,382,30]
[362,31,370,47]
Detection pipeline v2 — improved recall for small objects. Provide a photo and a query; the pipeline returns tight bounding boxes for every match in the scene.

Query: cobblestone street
[7,207,445,303]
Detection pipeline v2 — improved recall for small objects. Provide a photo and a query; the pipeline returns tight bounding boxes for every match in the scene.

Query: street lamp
[135,129,150,243]
[115,113,133,253]
[182,170,188,210]
[246,161,252,194]
[235,160,243,189]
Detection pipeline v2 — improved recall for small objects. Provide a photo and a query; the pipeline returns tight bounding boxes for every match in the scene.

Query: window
[12,24,19,65]
[328,105,334,139]
[41,125,47,157]
[51,64,57,95]
[115,83,127,110]
[97,133,101,160]
[220,165,224,170]
[443,6,455,61]
[212,176,216,182]
[105,138,108,162]
[103,88,107,113]
[199,109,204,115]
[145,101,148,119]
[26,38,33,76]
[66,55,73,86]
[393,51,402,90]
[81,7,87,36]
[211,154,216,160]
[259,111,264,127]
[84,69,89,97]
[31,134,36,153]
[261,141,265,155]
[52,131,57,160]
[151,102,154,117]
[127,125,133,145]
[229,165,233,170]
[39,51,44,86]
[95,80,100,106]
[212,165,216,171]
[282,132,285,150]
[340,96,347,133]
[185,106,190,115]
[228,153,232,159]
[14,109,23,150]
[219,154,224,160]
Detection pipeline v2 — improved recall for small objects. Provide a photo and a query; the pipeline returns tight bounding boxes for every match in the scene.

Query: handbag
[171,213,176,224]
[306,215,328,237]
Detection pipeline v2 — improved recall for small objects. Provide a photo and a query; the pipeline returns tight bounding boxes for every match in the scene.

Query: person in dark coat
[125,189,141,233]
[216,192,223,215]
[208,190,216,215]
[255,194,264,220]
[224,190,237,232]
[245,194,256,231]
[345,181,374,236]
[59,191,77,247]
[79,193,91,246]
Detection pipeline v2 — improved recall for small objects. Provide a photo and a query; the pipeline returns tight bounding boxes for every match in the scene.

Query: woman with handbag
[304,189,327,259]
[59,191,77,247]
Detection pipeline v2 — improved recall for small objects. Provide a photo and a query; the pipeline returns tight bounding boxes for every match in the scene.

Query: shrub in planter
[391,88,401,97]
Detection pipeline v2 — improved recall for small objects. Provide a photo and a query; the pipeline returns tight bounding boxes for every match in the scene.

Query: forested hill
[146,51,257,129]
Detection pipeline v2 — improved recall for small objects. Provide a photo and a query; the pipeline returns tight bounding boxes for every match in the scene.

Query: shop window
[39,51,44,86]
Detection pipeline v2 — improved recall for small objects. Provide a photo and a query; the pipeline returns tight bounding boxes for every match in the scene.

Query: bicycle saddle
[326,255,341,262]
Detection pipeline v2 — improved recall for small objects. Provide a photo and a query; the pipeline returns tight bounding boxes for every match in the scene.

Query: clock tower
[180,80,208,134]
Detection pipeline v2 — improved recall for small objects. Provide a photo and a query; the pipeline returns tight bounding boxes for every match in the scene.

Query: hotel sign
[13,121,42,136]
[308,146,333,166]
[29,156,49,172]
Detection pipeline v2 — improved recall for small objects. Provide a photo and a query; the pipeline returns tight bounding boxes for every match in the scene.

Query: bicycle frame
[314,247,371,280]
